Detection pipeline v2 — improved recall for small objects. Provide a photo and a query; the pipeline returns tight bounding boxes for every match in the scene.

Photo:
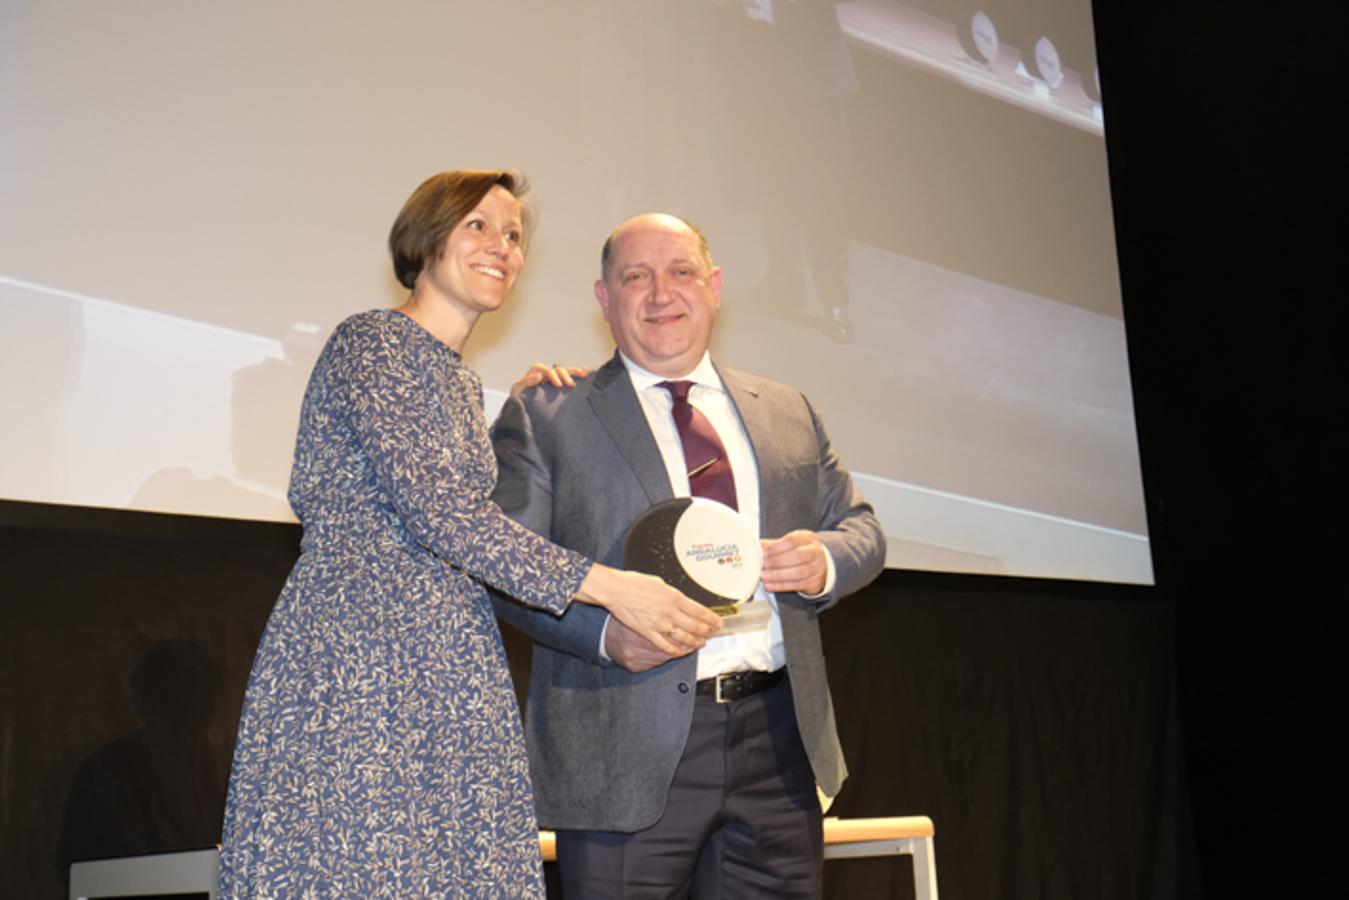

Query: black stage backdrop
[0,505,1176,900]
[1097,0,1341,894]
[2,0,1341,895]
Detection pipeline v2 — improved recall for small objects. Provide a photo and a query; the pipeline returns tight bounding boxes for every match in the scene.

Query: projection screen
[0,0,1150,584]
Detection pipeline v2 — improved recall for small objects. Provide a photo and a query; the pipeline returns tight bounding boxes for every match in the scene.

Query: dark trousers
[555,674,824,899]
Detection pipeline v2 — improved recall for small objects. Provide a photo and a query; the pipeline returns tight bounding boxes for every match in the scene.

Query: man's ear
[594,279,611,320]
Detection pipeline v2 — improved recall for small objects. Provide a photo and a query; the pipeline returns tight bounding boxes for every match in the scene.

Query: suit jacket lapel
[716,365,784,535]
[589,353,674,507]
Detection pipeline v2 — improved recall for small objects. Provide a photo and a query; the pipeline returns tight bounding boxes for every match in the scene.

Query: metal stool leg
[910,833,939,900]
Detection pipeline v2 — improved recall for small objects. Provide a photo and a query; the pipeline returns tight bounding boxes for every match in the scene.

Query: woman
[218,170,720,898]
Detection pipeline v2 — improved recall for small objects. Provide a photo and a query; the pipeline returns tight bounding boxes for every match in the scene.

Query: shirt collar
[619,350,722,395]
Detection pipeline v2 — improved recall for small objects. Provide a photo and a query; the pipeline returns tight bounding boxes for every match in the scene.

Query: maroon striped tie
[658,380,738,511]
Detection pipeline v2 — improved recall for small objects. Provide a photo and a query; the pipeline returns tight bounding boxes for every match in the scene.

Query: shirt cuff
[597,614,614,663]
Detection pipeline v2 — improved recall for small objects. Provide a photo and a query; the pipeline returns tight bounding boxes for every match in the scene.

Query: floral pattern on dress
[219,309,590,898]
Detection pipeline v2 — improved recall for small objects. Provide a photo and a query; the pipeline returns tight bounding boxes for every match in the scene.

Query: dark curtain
[0,504,297,899]
[1,503,1177,900]
[819,577,1177,899]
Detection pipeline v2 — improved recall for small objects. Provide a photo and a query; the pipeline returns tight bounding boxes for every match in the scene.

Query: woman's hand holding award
[622,497,771,636]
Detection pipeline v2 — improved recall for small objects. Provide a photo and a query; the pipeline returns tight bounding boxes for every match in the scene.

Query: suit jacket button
[678,682,690,694]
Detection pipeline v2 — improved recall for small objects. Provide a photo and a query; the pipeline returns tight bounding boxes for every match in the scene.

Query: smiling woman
[388,171,533,288]
[390,171,529,350]
[215,170,721,898]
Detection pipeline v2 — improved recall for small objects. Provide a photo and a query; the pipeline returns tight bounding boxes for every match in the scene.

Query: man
[491,213,885,897]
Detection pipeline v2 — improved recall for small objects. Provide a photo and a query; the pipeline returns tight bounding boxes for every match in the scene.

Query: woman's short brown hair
[388,169,532,290]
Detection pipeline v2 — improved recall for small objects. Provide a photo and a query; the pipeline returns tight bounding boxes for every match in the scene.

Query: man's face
[594,216,722,378]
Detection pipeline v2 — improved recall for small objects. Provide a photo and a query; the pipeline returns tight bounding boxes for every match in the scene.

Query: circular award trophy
[622,497,769,635]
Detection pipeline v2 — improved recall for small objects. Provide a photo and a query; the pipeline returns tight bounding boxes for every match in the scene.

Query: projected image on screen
[0,0,1149,584]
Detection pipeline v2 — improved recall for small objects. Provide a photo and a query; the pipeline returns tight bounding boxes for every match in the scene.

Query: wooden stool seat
[72,816,938,900]
[539,815,938,899]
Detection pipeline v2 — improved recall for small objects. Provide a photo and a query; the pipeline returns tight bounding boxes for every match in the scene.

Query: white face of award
[672,497,762,604]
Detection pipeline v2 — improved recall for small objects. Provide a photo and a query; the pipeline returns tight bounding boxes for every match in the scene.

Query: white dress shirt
[604,351,834,678]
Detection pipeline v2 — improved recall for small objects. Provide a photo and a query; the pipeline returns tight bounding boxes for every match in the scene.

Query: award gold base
[711,599,772,636]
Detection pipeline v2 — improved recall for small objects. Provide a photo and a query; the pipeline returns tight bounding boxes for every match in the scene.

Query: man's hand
[760,529,828,596]
[510,362,588,396]
[604,618,685,673]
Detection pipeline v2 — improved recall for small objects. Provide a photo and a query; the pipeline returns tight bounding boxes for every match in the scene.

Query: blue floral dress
[219,309,589,898]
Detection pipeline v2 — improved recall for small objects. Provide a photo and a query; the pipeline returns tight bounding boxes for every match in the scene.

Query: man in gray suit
[492,213,885,897]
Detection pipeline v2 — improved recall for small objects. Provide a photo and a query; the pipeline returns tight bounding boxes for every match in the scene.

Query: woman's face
[419,185,525,320]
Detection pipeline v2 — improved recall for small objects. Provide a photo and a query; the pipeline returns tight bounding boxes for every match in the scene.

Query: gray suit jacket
[490,353,885,832]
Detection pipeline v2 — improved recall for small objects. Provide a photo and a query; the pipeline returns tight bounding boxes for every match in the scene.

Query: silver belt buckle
[714,674,730,704]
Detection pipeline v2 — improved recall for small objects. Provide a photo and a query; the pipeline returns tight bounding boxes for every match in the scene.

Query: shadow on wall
[55,638,227,891]
[132,322,324,521]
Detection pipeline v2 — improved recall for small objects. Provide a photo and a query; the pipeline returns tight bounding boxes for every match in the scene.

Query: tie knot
[658,380,694,403]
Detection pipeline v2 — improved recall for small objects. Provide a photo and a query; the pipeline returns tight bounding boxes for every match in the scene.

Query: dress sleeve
[488,391,612,662]
[332,318,591,614]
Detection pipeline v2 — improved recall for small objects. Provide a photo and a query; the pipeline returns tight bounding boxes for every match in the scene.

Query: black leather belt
[696,668,785,703]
